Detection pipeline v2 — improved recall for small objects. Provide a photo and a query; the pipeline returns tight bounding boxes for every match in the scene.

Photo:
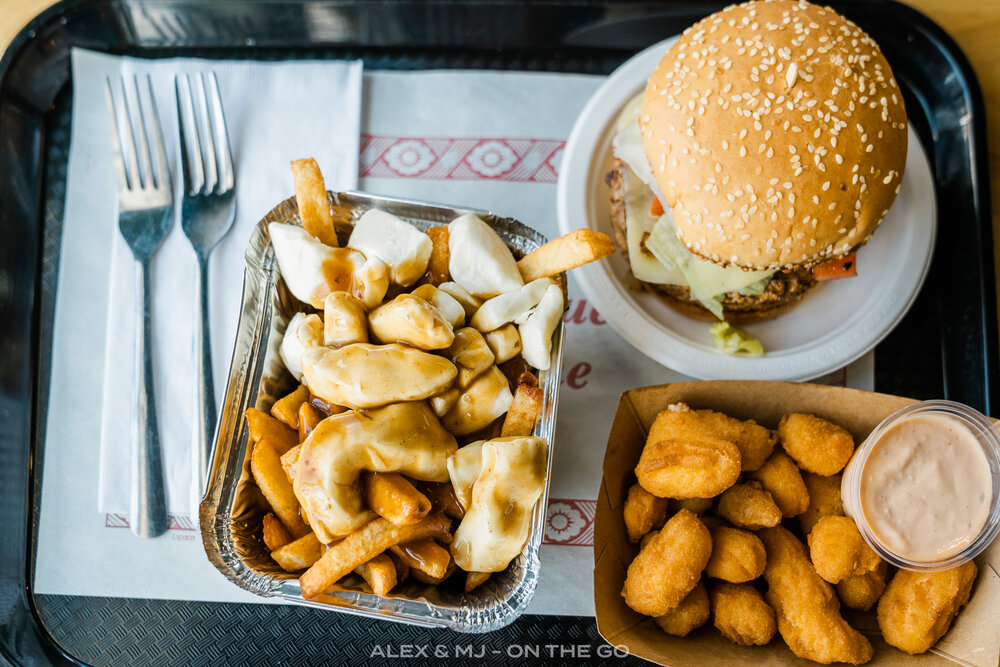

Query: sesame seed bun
[640,0,907,271]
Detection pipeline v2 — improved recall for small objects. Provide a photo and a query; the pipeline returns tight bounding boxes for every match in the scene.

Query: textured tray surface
[3,1,995,665]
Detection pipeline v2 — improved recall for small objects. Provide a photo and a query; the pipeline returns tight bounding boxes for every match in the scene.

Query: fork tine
[116,77,142,191]
[105,78,131,190]
[130,75,154,190]
[206,72,234,192]
[195,72,219,195]
[143,75,171,191]
[176,74,204,195]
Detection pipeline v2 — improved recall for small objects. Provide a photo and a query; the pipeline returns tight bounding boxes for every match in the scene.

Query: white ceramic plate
[557,37,936,381]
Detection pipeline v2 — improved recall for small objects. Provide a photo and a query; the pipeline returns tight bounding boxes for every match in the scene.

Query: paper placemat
[34,53,875,617]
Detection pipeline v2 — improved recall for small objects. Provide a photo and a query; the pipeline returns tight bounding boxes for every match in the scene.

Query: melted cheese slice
[293,402,457,542]
[449,436,548,573]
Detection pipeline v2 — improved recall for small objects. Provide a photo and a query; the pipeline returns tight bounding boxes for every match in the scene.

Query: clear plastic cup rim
[842,400,1000,572]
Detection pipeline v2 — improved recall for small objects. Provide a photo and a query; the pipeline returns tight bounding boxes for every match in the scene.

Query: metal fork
[106,75,171,538]
[175,72,236,511]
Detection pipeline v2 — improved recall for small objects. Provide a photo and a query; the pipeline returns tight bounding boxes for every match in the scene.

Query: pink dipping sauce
[859,413,991,561]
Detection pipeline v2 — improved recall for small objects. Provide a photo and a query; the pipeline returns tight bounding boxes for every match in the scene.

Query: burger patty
[606,160,816,322]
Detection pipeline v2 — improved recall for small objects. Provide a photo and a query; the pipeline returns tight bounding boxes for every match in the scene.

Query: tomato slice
[812,253,858,280]
[649,197,664,217]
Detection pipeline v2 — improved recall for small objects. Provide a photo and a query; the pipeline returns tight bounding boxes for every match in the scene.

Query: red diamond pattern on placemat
[360,134,564,182]
[543,498,596,547]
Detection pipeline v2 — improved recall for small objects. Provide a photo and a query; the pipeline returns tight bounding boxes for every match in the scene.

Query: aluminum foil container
[201,191,564,632]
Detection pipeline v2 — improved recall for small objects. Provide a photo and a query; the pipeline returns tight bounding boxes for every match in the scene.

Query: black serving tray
[1,1,995,665]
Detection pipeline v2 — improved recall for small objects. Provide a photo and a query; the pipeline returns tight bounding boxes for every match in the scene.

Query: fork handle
[192,255,216,513]
[131,258,168,537]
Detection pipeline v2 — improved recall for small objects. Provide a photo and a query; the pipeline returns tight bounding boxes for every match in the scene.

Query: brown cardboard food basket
[593,381,1000,667]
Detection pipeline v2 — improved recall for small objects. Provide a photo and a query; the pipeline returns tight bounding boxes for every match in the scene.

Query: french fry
[270,384,310,429]
[245,408,298,455]
[299,513,451,599]
[272,532,323,571]
[297,402,323,442]
[308,391,348,417]
[387,550,411,584]
[280,444,301,482]
[516,229,615,282]
[262,512,292,551]
[251,439,310,538]
[500,382,543,437]
[412,559,458,585]
[465,571,491,593]
[419,481,465,520]
[425,225,450,285]
[389,539,452,579]
[364,472,432,526]
[354,553,398,596]
[291,158,339,247]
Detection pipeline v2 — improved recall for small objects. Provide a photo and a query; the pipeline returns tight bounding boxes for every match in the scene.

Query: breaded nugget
[808,516,880,584]
[623,483,669,542]
[705,524,766,583]
[639,529,658,551]
[716,482,781,530]
[760,526,874,664]
[799,472,845,535]
[652,403,775,471]
[635,435,741,499]
[777,413,854,475]
[837,561,889,611]
[877,562,977,655]
[752,449,809,517]
[670,497,714,515]
[654,582,710,637]
[710,582,777,646]
[622,509,712,616]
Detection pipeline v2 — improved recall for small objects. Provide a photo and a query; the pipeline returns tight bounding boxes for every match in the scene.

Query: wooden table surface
[2,0,999,334]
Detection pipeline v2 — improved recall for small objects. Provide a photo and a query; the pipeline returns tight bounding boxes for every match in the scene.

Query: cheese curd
[470,278,552,332]
[411,284,466,329]
[483,324,522,364]
[518,283,564,370]
[448,215,523,298]
[301,343,457,410]
[269,222,389,309]
[449,437,548,572]
[442,365,514,436]
[438,281,482,318]
[369,293,455,350]
[323,292,368,347]
[279,312,324,382]
[347,209,432,287]
[445,328,496,389]
[293,402,457,542]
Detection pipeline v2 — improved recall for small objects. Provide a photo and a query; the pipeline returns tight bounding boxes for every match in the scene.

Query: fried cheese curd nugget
[799,472,845,536]
[651,403,775,471]
[654,582,710,637]
[623,483,669,543]
[716,482,781,530]
[752,449,809,517]
[635,422,741,500]
[705,524,767,583]
[760,526,874,665]
[622,509,712,616]
[808,516,881,584]
[777,413,854,476]
[837,561,890,611]
[877,562,977,655]
[710,582,777,646]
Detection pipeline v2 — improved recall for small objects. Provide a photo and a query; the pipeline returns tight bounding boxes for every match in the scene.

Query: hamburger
[608,0,907,323]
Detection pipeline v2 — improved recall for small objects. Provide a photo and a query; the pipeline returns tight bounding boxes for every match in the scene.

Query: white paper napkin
[90,50,363,519]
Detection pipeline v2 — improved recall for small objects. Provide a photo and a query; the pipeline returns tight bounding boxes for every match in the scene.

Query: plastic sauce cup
[842,400,1000,571]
